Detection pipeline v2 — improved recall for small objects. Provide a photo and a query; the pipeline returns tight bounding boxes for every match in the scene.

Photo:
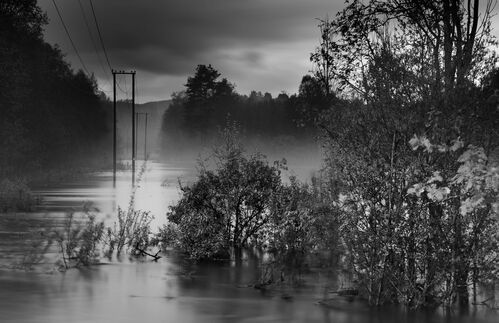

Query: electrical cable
[88,0,113,72]
[51,0,91,76]
[87,0,128,96]
[77,0,110,84]
[116,79,128,95]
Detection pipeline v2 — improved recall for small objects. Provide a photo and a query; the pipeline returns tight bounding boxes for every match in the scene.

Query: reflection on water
[0,252,323,323]
[0,251,498,323]
[31,160,196,230]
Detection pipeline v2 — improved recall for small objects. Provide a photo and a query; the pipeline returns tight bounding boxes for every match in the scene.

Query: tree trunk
[424,203,442,305]
[454,213,469,307]
[455,264,470,307]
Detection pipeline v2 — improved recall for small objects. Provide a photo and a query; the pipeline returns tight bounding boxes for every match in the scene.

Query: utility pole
[144,112,148,160]
[135,112,138,161]
[112,70,136,187]
[132,72,136,187]
[113,72,116,187]
[136,112,149,160]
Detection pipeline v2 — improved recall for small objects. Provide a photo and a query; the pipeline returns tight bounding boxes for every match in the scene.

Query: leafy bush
[104,162,154,257]
[152,223,179,249]
[166,125,343,268]
[53,212,104,268]
[167,125,284,260]
[265,176,341,282]
[105,207,153,256]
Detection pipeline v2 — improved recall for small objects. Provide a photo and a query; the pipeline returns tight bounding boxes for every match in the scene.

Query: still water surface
[30,160,194,229]
[0,160,498,322]
[1,254,498,323]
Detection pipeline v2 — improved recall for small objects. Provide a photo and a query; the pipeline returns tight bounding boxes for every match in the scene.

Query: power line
[49,0,116,98]
[87,0,127,96]
[52,1,112,96]
[76,0,114,95]
[77,0,109,82]
[116,75,128,96]
[124,74,129,97]
[88,0,113,71]
[51,0,90,76]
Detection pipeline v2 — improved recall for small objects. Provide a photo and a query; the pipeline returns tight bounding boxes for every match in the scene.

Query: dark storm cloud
[41,0,338,73]
[38,0,343,100]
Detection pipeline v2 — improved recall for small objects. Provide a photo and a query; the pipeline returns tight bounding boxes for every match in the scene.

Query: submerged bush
[152,223,179,249]
[105,207,153,256]
[262,176,341,284]
[165,126,342,265]
[53,212,105,268]
[166,125,284,260]
[0,178,37,212]
[104,162,155,257]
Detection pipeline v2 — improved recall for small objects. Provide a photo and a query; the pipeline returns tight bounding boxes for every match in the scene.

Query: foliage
[152,223,180,249]
[320,0,497,95]
[165,123,343,275]
[310,16,336,97]
[296,75,333,126]
[314,0,499,308]
[105,165,154,257]
[0,1,109,177]
[106,207,153,256]
[266,176,341,278]
[167,124,285,259]
[53,213,105,269]
[161,65,316,153]
[406,138,499,304]
[181,64,236,135]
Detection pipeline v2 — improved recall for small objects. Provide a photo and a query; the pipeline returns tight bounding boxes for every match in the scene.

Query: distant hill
[136,99,171,115]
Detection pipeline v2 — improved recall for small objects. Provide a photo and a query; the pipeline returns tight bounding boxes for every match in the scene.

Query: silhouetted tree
[161,65,317,152]
[183,64,235,135]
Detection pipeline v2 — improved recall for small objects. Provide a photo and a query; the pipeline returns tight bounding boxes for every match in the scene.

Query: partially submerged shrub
[0,178,37,212]
[104,162,155,257]
[152,223,180,249]
[167,125,342,265]
[53,212,104,268]
[105,207,153,256]
[263,176,341,283]
[166,127,284,260]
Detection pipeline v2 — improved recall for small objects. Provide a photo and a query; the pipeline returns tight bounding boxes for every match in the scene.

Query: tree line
[160,64,326,153]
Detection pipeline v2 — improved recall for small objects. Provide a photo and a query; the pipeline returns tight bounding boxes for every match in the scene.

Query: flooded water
[0,253,498,323]
[1,160,498,322]
[30,160,196,230]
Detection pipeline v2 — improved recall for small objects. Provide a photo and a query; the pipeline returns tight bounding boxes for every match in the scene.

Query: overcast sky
[38,0,343,103]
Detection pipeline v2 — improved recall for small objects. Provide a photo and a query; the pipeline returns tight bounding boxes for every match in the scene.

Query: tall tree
[316,0,498,307]
[0,0,108,176]
[183,64,235,135]
[310,16,336,97]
